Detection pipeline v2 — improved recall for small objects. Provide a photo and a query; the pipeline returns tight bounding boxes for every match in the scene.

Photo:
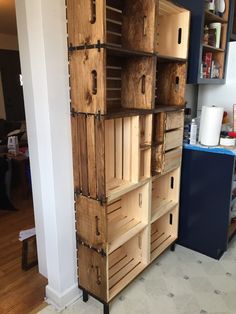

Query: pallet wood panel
[165,111,184,130]
[67,0,158,52]
[156,62,187,107]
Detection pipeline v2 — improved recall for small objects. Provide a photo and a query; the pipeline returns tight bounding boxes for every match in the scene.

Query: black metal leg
[83,290,89,303]
[104,303,109,314]
[170,242,176,252]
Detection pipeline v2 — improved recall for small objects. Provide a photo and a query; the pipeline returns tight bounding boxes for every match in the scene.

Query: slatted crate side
[67,0,106,46]
[121,56,156,110]
[150,205,179,261]
[122,0,158,53]
[165,110,184,131]
[107,182,150,253]
[164,128,183,151]
[69,49,106,114]
[78,245,108,302]
[152,112,166,145]
[163,147,182,173]
[156,62,187,107]
[76,196,107,251]
[108,228,148,300]
[157,1,190,59]
[72,114,106,199]
[106,55,122,112]
[105,116,140,198]
[151,168,180,223]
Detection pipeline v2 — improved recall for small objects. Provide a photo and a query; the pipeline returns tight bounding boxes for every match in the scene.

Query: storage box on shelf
[69,47,156,114]
[175,0,232,84]
[67,0,158,53]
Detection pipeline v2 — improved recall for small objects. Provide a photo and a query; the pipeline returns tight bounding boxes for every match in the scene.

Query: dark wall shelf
[175,0,233,84]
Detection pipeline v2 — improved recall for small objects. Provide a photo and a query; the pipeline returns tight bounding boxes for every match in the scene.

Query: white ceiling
[0,0,17,35]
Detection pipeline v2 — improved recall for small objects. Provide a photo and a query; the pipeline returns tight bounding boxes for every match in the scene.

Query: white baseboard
[45,283,82,311]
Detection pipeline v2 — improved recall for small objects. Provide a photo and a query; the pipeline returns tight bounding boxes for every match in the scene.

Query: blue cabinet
[178,145,236,259]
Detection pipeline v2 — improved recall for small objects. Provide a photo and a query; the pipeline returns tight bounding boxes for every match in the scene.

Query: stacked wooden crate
[67,0,190,313]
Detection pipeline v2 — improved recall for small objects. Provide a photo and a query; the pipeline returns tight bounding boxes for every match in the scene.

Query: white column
[15,0,80,309]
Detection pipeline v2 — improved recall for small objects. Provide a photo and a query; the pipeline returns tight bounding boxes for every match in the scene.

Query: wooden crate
[72,114,153,201]
[151,168,180,223]
[76,181,150,253]
[69,48,156,114]
[78,229,149,303]
[155,61,187,107]
[67,0,158,53]
[152,110,184,174]
[157,0,190,59]
[150,206,178,261]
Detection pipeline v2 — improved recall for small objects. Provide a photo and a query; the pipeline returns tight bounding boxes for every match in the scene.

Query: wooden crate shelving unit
[67,0,190,313]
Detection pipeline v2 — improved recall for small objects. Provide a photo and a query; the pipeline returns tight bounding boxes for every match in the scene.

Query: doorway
[0,0,47,312]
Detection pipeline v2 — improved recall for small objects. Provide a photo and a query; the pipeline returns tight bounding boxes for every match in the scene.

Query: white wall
[0,33,18,50]
[15,0,80,309]
[198,42,236,124]
[0,72,6,119]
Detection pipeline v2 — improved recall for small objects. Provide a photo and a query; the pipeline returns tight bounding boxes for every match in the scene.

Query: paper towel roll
[199,106,224,146]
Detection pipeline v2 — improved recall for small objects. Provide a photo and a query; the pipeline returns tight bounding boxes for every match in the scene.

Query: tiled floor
[39,237,236,314]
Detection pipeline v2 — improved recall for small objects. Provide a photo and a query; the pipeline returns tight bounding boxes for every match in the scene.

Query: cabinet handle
[143,16,147,36]
[95,216,100,236]
[91,70,97,95]
[178,28,182,44]
[96,266,102,285]
[141,75,146,94]
[89,0,96,24]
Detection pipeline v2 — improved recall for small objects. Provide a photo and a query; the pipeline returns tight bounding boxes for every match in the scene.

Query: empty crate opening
[106,1,123,47]
[155,62,186,107]
[107,183,149,253]
[106,53,155,113]
[105,116,139,195]
[151,169,179,223]
[108,231,146,300]
[151,206,178,260]
[157,0,190,59]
